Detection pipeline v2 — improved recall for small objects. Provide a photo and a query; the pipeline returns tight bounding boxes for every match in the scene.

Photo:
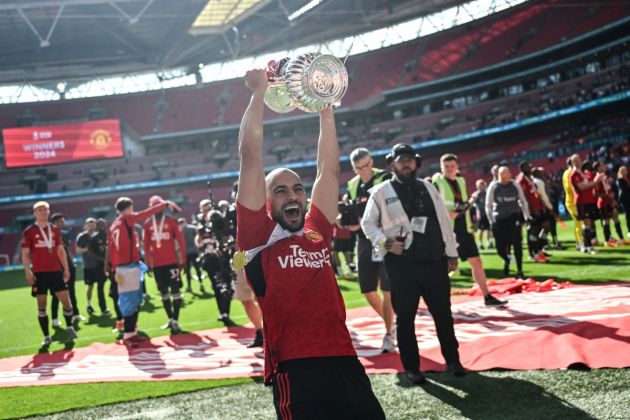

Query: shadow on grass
[420,372,596,420]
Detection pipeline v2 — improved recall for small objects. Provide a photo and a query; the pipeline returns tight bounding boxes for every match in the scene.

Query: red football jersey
[143,214,186,267]
[21,223,63,272]
[571,170,597,205]
[595,176,615,208]
[237,203,356,383]
[516,173,544,214]
[108,202,166,269]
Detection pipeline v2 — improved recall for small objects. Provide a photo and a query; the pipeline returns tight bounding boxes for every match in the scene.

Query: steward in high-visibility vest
[347,168,390,201]
[431,172,473,233]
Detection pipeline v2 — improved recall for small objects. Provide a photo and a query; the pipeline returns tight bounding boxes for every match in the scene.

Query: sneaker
[502,263,510,278]
[66,326,78,340]
[247,329,264,348]
[185,287,192,293]
[515,272,525,280]
[72,314,86,322]
[405,370,426,385]
[161,320,172,330]
[121,335,142,348]
[534,252,547,263]
[447,361,467,377]
[102,309,112,316]
[484,294,507,307]
[170,320,181,334]
[381,333,396,353]
[52,318,60,327]
[86,306,95,315]
[42,336,52,347]
[589,248,597,255]
[112,320,124,333]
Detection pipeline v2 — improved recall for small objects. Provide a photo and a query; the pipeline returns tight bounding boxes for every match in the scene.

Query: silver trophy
[264,52,349,113]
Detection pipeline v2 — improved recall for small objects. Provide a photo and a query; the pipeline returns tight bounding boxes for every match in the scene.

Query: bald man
[235,69,384,419]
[485,166,531,279]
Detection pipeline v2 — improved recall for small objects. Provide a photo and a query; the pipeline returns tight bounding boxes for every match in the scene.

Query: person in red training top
[108,196,181,346]
[236,69,385,419]
[570,154,605,254]
[21,201,77,347]
[594,162,625,245]
[143,195,187,334]
[516,161,548,263]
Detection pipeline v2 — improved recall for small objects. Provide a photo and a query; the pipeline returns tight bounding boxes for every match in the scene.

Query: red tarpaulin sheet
[0,284,628,387]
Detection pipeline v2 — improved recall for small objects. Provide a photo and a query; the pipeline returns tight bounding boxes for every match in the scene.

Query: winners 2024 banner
[2,119,123,168]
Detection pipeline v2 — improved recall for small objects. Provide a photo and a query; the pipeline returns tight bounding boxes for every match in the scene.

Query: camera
[338,200,360,226]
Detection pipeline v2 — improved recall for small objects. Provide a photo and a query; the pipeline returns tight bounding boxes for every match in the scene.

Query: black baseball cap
[389,143,416,160]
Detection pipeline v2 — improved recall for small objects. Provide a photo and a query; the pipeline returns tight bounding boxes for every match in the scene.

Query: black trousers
[492,214,523,272]
[384,257,459,373]
[184,252,202,286]
[273,357,385,420]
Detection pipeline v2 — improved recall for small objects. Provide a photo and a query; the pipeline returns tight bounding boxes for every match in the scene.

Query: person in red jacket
[21,201,77,347]
[570,154,605,254]
[143,195,187,334]
[236,69,384,419]
[107,196,181,346]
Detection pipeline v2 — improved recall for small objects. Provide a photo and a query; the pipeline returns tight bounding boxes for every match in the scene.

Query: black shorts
[577,203,599,221]
[153,264,182,294]
[454,228,480,261]
[599,204,617,220]
[84,267,98,285]
[357,236,390,293]
[334,236,355,253]
[273,357,385,420]
[33,271,67,296]
[477,215,490,230]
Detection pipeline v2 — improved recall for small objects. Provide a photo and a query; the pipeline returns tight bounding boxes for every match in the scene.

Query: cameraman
[195,207,235,326]
[343,147,394,353]
[433,154,506,307]
[221,195,264,347]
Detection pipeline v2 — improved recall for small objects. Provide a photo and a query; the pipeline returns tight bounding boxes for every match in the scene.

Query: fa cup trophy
[264,52,349,113]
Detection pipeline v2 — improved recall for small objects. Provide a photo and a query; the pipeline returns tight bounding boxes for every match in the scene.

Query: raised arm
[236,69,268,211]
[310,106,339,223]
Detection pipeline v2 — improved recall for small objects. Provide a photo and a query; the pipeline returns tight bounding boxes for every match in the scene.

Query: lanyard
[37,223,53,253]
[151,215,166,248]
[233,224,303,269]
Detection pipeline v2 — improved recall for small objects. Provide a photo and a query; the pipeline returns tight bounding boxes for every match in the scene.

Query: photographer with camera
[196,206,235,326]
[432,154,507,307]
[220,193,264,347]
[343,147,395,353]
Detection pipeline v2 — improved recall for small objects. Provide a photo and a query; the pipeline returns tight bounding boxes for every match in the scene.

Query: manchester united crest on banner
[90,129,112,151]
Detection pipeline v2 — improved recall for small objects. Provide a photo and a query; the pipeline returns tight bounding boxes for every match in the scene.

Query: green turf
[0,378,253,420]
[6,369,628,419]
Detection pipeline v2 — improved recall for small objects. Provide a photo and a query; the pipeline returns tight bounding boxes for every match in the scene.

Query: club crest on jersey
[305,230,323,243]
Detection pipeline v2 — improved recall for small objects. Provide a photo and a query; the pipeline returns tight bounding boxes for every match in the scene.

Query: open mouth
[283,203,302,221]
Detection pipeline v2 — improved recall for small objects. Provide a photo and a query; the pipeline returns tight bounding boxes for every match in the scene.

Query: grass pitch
[0,217,628,419]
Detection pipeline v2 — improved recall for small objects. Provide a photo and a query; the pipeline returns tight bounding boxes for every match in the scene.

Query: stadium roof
[0,0,466,83]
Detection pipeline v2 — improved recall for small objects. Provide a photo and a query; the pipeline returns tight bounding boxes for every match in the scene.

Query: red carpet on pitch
[0,284,628,387]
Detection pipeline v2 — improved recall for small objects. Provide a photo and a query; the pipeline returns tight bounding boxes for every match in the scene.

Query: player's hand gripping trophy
[263,52,349,113]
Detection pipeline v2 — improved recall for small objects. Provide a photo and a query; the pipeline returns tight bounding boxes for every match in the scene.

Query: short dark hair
[350,148,370,164]
[51,213,63,222]
[440,153,458,164]
[519,161,530,171]
[566,157,572,167]
[115,197,133,212]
